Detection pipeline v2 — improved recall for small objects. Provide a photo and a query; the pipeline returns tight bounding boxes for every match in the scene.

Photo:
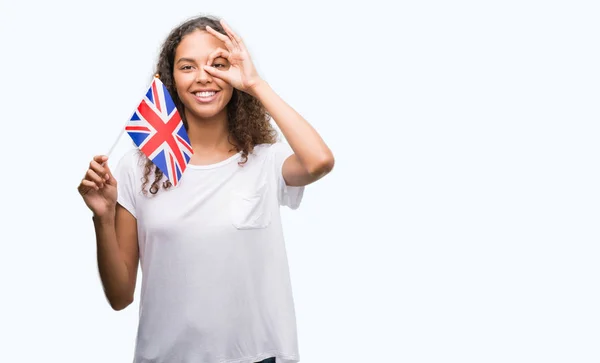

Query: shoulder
[247,143,273,160]
[114,148,146,175]
[251,142,275,153]
[248,142,294,176]
[251,142,292,158]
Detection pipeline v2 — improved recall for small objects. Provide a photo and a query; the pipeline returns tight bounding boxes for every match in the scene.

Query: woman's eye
[212,63,224,68]
[181,65,193,70]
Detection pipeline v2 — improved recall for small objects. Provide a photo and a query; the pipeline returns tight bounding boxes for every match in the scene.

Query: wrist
[92,211,116,226]
[247,78,269,98]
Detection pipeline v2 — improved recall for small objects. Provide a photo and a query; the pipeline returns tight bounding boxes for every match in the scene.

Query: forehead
[175,29,226,60]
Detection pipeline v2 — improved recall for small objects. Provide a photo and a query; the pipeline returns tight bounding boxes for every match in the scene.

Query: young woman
[77,15,334,363]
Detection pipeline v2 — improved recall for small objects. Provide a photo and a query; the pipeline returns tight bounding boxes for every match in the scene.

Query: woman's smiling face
[173,29,233,121]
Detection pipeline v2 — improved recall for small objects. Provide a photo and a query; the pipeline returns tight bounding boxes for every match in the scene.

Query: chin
[186,104,227,120]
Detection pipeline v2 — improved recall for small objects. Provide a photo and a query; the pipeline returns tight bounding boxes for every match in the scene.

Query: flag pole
[102,119,127,168]
[106,122,127,158]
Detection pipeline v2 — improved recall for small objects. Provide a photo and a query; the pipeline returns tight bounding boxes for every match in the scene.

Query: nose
[196,67,212,84]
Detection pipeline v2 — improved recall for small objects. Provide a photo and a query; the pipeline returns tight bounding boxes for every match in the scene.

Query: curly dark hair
[140,14,277,195]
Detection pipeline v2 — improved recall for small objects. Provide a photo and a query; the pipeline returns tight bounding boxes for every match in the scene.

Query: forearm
[252,80,334,175]
[93,214,134,310]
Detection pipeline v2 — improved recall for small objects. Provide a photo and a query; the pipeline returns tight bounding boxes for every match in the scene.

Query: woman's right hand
[78,155,118,218]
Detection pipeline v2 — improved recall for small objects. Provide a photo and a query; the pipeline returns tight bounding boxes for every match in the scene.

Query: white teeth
[195,91,216,97]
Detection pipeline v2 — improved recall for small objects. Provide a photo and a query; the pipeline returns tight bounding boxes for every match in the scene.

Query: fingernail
[105,174,110,180]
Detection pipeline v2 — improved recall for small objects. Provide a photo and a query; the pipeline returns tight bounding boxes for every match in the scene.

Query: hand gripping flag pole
[107,75,194,186]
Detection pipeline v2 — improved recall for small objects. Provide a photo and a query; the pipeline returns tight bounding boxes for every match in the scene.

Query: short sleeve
[112,149,139,218]
[270,142,304,210]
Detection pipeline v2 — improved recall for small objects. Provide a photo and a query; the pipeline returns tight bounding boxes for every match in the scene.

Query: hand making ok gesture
[203,19,264,96]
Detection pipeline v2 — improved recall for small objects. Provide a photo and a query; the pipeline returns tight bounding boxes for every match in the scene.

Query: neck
[184,110,235,153]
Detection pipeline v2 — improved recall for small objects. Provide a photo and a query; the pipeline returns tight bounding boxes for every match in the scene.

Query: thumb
[102,161,117,186]
[203,65,230,83]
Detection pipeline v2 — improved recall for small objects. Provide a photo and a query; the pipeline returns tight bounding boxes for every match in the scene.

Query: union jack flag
[126,77,193,186]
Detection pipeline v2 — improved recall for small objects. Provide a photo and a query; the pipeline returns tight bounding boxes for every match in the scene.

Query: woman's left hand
[204,19,263,96]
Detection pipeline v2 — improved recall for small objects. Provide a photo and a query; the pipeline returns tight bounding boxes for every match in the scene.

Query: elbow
[307,152,335,177]
[109,295,133,311]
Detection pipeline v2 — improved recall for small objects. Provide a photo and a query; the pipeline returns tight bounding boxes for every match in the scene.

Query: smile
[193,91,219,103]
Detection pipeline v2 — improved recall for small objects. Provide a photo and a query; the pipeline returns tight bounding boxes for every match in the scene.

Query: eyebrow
[175,56,228,65]
[175,57,197,65]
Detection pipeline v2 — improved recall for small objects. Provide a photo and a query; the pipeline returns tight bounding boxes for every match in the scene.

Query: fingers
[205,25,227,41]
[86,167,106,186]
[79,179,99,193]
[206,25,236,51]
[207,48,231,66]
[202,65,229,83]
[90,159,110,182]
[79,155,111,194]
[103,164,117,185]
[220,19,243,49]
[94,155,108,164]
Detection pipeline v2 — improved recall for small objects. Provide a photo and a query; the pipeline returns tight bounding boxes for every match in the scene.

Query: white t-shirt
[113,142,304,363]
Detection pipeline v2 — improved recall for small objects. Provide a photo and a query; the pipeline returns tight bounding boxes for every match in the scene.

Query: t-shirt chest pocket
[229,182,272,229]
